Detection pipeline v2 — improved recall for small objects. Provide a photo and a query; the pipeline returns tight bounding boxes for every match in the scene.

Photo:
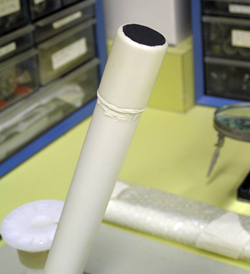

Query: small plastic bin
[38,19,96,86]
[202,0,250,18]
[0,58,99,163]
[0,25,35,62]
[0,0,29,35]
[204,56,250,101]
[0,48,39,110]
[35,0,95,43]
[62,0,81,7]
[203,16,250,61]
[28,0,62,21]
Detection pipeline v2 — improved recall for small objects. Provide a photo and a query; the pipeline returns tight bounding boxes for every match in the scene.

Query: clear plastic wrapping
[104,182,250,261]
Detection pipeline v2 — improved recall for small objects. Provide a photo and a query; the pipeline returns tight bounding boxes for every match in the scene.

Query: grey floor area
[0,223,249,274]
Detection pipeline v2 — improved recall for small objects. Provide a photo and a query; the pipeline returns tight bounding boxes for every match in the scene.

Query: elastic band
[97,91,146,122]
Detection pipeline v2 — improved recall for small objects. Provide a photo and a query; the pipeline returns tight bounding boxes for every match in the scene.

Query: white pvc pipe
[43,24,168,274]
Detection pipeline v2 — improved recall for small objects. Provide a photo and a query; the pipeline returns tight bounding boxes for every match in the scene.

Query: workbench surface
[1,105,250,270]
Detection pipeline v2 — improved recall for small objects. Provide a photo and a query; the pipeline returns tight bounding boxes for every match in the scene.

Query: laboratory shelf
[191,0,250,107]
[0,0,107,178]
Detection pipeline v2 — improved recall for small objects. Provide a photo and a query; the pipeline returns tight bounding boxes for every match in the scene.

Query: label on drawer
[232,29,250,48]
[52,11,82,29]
[229,4,250,15]
[0,42,16,57]
[51,38,87,70]
[0,0,20,17]
[33,0,46,4]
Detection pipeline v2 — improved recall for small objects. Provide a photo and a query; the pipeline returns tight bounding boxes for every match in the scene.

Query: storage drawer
[62,0,81,7]
[0,25,35,62]
[38,19,96,86]
[0,58,99,163]
[0,0,29,35]
[203,16,250,61]
[204,56,250,101]
[35,0,95,43]
[28,0,62,21]
[202,0,250,18]
[0,48,39,109]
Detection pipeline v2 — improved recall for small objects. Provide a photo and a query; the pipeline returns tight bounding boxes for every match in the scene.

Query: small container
[1,200,64,274]
[204,56,250,101]
[0,58,99,162]
[0,25,35,62]
[203,16,250,61]
[0,48,39,110]
[28,0,62,21]
[35,0,95,43]
[61,0,81,7]
[202,0,250,18]
[0,0,29,35]
[38,19,96,86]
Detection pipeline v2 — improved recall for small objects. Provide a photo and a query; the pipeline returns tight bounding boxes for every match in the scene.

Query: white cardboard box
[102,0,191,45]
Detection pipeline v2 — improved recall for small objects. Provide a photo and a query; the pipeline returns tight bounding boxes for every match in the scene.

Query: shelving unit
[191,0,250,108]
[0,0,107,177]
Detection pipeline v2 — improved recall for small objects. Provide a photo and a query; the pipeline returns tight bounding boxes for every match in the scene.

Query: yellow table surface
[1,105,250,270]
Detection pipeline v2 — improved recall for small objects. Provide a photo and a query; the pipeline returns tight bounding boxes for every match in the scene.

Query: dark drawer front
[29,0,62,21]
[204,56,250,101]
[0,26,35,62]
[0,0,29,35]
[203,16,250,61]
[35,0,95,43]
[202,0,250,18]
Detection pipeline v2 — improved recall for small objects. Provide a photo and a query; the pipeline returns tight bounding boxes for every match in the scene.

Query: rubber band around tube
[97,91,147,122]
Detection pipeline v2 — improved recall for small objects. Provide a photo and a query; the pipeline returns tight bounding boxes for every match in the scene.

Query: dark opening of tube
[123,24,166,46]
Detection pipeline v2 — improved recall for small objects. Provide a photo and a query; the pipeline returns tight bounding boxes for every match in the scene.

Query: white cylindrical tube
[43,24,168,274]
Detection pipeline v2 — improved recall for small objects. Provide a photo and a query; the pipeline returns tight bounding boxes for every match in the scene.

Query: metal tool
[207,133,224,177]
